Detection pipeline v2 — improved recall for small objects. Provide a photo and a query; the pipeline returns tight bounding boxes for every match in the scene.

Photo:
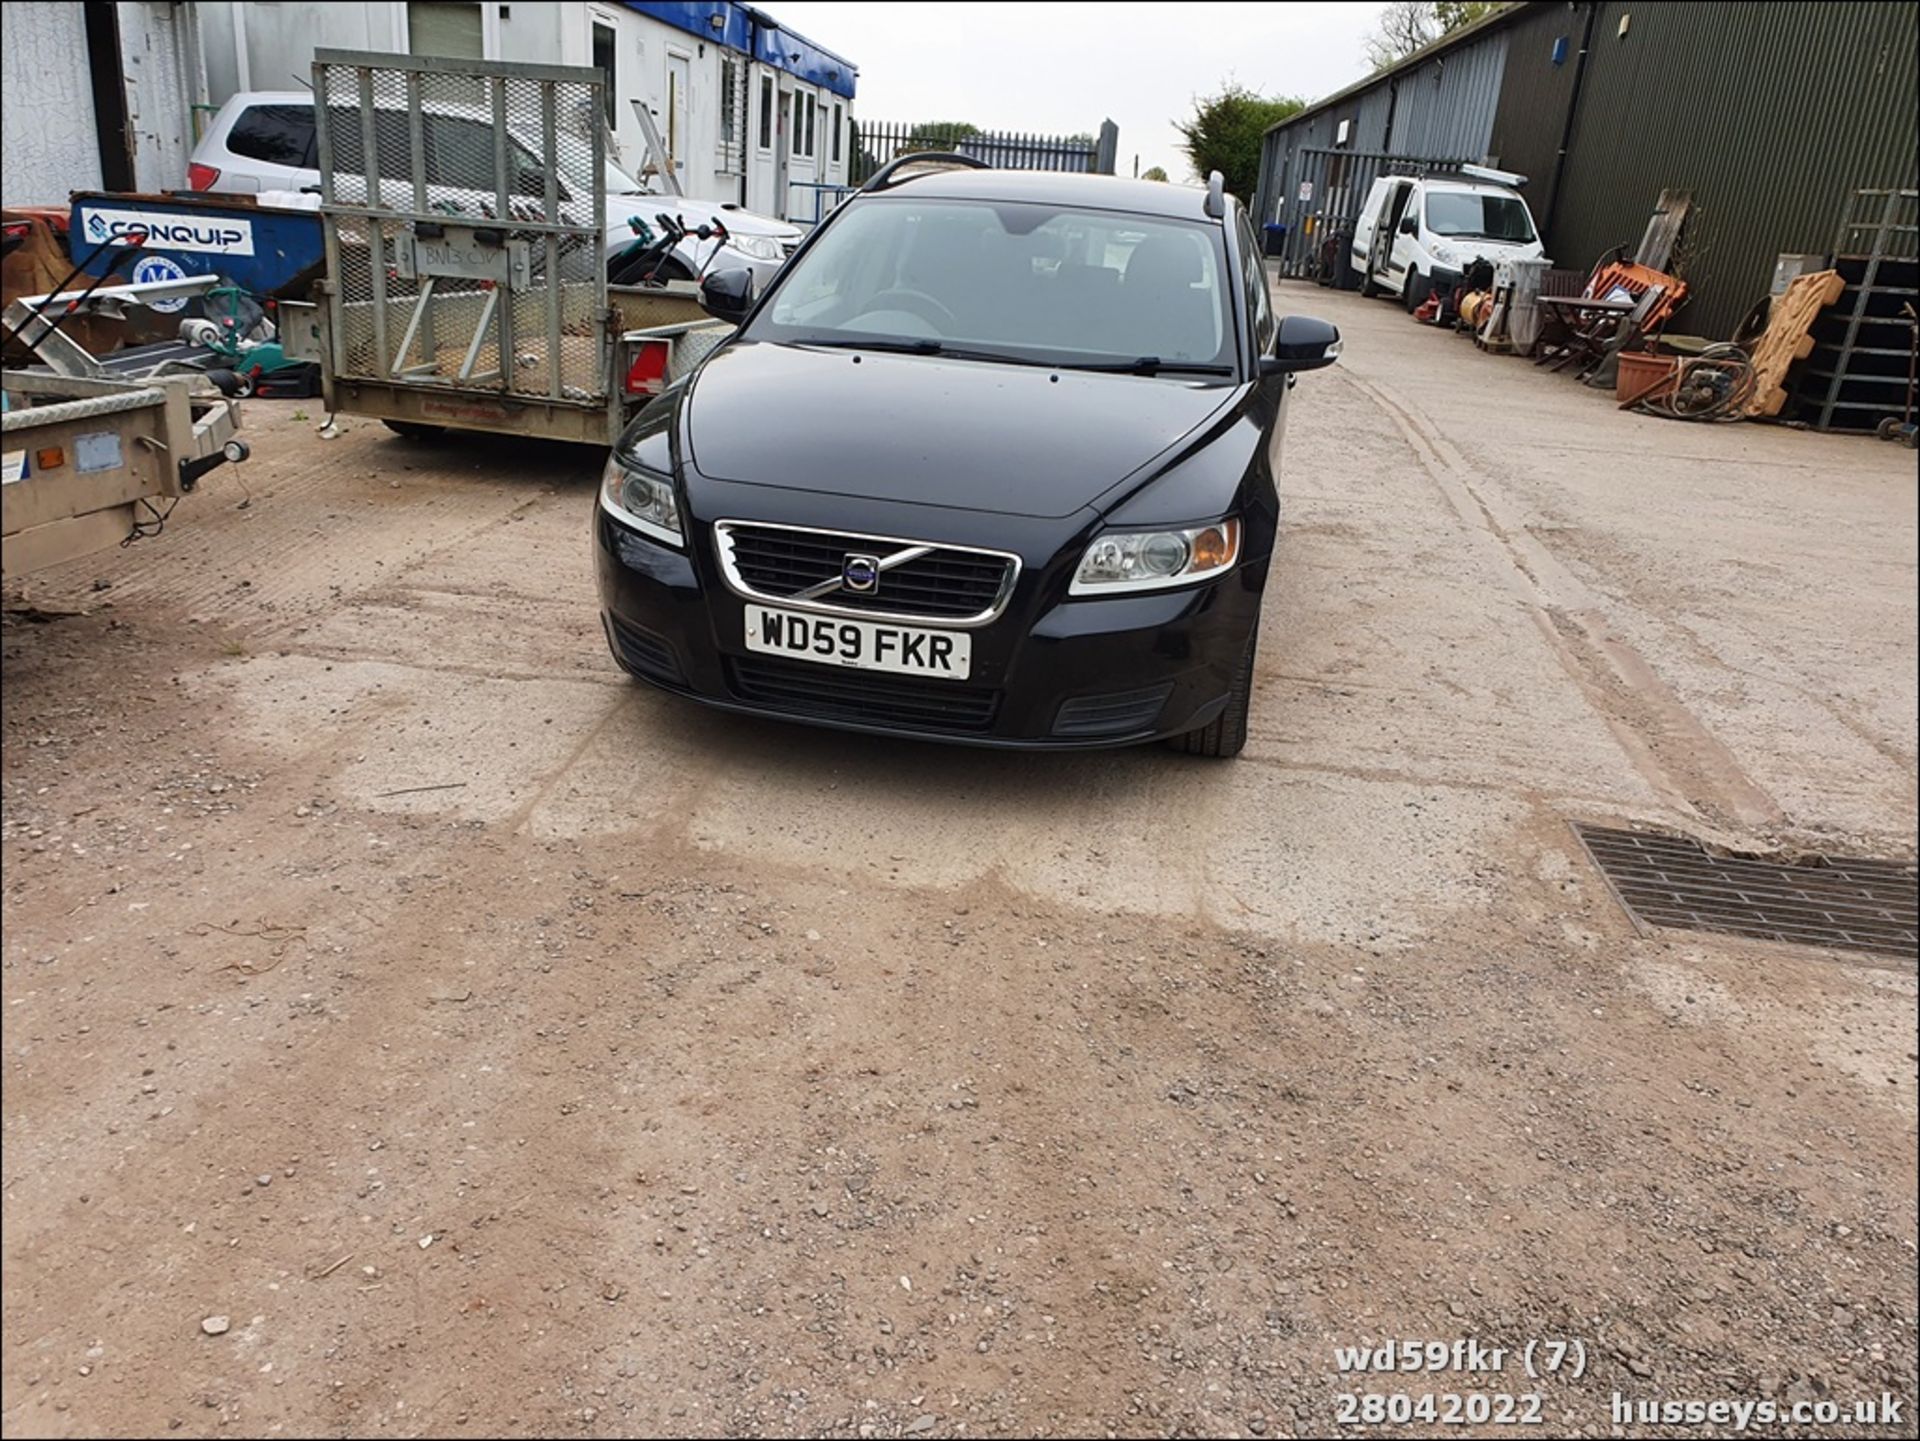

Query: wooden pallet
[1745,269,1847,416]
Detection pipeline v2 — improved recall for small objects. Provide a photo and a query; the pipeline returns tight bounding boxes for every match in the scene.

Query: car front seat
[1121,233,1220,361]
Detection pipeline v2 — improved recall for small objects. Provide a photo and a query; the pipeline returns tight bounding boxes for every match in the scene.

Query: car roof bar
[859,151,991,193]
[1204,170,1225,219]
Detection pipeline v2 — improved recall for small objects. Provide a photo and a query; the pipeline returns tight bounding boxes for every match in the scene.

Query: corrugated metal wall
[1485,4,1586,228]
[1384,31,1507,158]
[1548,0,1919,338]
[1254,21,1508,224]
[1257,2,1917,335]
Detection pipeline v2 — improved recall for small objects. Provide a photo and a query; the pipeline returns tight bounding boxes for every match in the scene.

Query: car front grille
[715,521,1017,623]
[726,656,1000,734]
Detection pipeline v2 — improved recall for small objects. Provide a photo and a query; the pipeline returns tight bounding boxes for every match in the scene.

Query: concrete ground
[2,281,1915,1438]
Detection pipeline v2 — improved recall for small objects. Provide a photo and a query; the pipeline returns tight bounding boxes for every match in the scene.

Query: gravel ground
[3,282,1915,1438]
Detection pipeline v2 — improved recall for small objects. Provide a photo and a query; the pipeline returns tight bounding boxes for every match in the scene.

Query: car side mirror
[698,267,755,325]
[1399,214,1418,235]
[1259,315,1341,376]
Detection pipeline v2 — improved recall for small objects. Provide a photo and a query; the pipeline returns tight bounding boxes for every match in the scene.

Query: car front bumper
[593,511,1266,750]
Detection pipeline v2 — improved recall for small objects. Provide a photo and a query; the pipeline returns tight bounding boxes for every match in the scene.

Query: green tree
[1174,84,1306,202]
[1363,1,1505,71]
[903,121,981,152]
[1141,165,1169,182]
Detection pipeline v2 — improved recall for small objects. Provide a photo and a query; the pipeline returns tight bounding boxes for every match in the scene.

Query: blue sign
[69,194,325,300]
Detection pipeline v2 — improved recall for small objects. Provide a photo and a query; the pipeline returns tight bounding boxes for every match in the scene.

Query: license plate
[743,604,971,680]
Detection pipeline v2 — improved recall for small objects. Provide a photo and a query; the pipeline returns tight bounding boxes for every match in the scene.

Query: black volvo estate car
[594,156,1339,758]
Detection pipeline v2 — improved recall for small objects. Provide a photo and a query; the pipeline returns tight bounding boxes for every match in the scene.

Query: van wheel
[1167,626,1257,759]
[382,420,446,441]
[1402,269,1427,313]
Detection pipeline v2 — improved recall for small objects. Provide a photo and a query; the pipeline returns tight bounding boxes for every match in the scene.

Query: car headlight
[1070,518,1241,596]
[726,233,784,263]
[1430,241,1455,264]
[599,451,682,546]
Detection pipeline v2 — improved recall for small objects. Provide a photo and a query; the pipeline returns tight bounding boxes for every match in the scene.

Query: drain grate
[1575,823,1918,960]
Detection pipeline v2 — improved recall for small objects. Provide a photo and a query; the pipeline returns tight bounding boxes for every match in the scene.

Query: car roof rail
[859,151,990,193]
[1204,169,1225,219]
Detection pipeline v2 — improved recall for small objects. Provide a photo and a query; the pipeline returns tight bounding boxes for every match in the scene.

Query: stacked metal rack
[1794,188,1918,433]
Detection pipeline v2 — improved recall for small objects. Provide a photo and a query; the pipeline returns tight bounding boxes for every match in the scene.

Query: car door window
[326,107,413,182]
[423,114,538,196]
[1236,213,1274,354]
[328,108,555,200]
[228,105,317,168]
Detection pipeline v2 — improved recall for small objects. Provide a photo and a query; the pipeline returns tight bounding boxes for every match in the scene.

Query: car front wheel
[1167,625,1258,759]
[1403,268,1428,313]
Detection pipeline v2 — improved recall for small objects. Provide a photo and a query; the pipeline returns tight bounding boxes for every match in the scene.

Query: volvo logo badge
[842,553,881,594]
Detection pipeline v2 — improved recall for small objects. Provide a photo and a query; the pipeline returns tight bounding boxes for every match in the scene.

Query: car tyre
[1403,268,1428,314]
[1167,625,1258,760]
[382,420,447,441]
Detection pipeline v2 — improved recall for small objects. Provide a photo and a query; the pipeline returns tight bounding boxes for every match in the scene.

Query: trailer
[310,49,729,447]
[2,369,245,578]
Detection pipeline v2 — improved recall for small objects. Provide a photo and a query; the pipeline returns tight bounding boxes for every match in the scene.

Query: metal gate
[313,49,609,415]
[851,120,1120,184]
[1274,148,1464,283]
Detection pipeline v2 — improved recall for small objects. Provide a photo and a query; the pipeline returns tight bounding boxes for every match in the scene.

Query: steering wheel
[864,288,956,328]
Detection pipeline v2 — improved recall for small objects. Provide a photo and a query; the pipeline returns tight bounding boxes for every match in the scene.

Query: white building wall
[0,2,105,206]
[198,2,849,216]
[118,2,204,193]
[204,0,409,97]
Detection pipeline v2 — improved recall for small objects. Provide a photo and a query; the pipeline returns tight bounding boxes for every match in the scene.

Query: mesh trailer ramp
[311,50,725,446]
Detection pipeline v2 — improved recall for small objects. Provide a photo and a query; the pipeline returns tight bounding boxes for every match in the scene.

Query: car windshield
[1424,189,1536,243]
[748,197,1233,371]
[603,159,649,195]
[324,103,628,201]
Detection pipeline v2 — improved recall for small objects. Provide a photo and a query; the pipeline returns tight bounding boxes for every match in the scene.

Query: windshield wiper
[801,339,1058,367]
[1055,356,1236,376]
[804,336,945,356]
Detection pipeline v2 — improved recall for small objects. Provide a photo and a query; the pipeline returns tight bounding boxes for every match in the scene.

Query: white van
[1350,165,1544,309]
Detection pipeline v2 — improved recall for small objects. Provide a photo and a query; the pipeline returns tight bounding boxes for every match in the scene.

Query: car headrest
[1123,233,1203,290]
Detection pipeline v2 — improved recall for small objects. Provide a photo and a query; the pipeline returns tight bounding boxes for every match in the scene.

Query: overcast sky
[767,1,1386,184]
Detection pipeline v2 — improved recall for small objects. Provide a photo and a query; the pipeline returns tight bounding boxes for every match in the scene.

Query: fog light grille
[1052,683,1175,738]
[607,616,684,685]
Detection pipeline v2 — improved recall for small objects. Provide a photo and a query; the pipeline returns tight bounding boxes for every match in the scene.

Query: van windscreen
[1424,190,1536,244]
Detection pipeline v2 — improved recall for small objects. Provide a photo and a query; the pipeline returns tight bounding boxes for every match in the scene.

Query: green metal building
[1254,0,1919,341]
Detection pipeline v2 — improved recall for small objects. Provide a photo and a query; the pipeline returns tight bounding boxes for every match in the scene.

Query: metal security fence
[312,48,608,405]
[1272,147,1465,282]
[851,120,1118,184]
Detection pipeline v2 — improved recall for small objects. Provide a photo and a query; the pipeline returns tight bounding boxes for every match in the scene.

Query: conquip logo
[76,207,255,257]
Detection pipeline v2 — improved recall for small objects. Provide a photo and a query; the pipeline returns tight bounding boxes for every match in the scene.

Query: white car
[186,91,800,286]
[1349,165,1544,310]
